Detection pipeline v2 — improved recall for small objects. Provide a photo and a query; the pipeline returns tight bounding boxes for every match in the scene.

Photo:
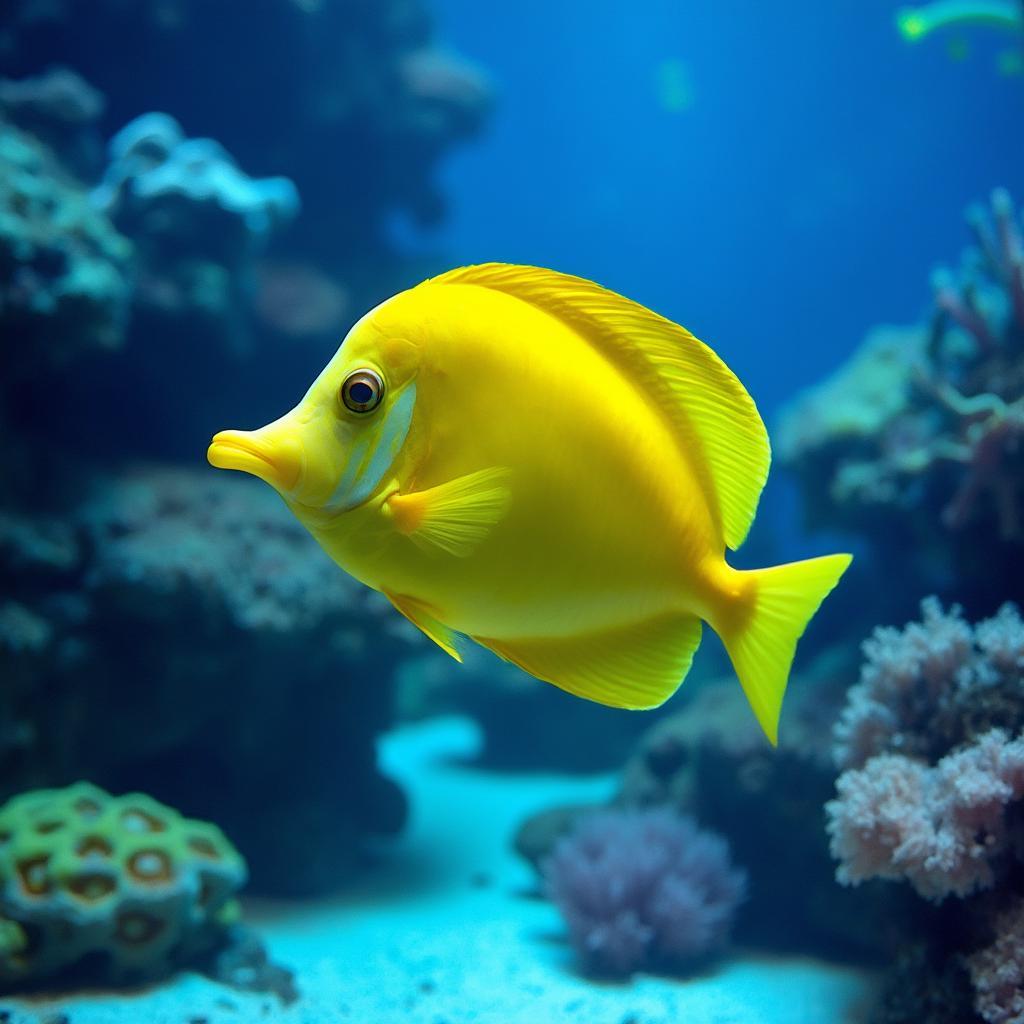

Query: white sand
[1,717,876,1024]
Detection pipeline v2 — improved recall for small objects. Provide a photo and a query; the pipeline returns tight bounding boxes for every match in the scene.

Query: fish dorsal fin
[429,264,770,550]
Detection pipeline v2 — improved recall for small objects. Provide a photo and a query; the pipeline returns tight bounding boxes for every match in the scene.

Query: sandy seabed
[1,717,875,1024]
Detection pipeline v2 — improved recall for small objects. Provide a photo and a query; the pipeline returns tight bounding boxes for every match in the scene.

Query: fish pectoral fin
[386,467,511,557]
[475,613,703,710]
[383,590,463,662]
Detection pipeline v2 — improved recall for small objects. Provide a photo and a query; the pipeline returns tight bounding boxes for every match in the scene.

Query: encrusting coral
[542,807,747,977]
[0,781,246,989]
[778,190,1024,607]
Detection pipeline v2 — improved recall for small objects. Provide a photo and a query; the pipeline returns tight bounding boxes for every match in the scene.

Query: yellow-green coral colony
[0,782,247,987]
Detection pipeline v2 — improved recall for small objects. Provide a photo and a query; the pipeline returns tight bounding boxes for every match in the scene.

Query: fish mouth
[207,428,302,492]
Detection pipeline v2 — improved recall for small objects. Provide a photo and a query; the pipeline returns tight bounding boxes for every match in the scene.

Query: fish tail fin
[716,553,852,746]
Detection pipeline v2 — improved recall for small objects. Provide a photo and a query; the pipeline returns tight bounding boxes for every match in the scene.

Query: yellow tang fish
[208,264,851,744]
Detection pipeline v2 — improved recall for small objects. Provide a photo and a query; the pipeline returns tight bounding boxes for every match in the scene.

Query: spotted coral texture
[0,781,246,987]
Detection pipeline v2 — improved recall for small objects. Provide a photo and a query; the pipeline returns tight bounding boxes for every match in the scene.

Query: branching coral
[542,808,747,977]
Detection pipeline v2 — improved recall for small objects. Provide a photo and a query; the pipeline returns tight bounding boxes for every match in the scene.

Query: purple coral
[968,900,1024,1024]
[542,808,747,976]
[826,729,1024,901]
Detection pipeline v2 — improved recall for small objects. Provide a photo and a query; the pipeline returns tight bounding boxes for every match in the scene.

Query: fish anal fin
[475,613,702,710]
[387,466,511,557]
[428,264,770,551]
[384,589,463,662]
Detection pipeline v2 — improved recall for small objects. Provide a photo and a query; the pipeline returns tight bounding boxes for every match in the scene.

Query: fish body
[209,264,851,743]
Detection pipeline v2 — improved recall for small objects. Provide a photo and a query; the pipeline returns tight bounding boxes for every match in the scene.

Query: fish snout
[207,420,304,494]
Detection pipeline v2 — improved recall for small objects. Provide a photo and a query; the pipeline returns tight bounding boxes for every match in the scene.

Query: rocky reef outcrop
[778,190,1024,615]
[0,0,493,920]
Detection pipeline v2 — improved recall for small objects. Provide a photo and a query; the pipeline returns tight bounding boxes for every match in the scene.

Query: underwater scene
[1,1,1023,1022]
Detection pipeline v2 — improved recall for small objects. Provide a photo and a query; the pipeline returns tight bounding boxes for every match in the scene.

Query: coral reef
[0,468,418,896]
[968,899,1024,1024]
[778,190,1024,608]
[542,807,747,977]
[828,729,1024,901]
[90,111,299,363]
[0,0,494,918]
[0,0,491,277]
[0,781,245,989]
[824,600,1024,1024]
[0,118,131,376]
[834,598,1024,770]
[517,646,915,963]
[0,67,104,176]
[95,112,299,246]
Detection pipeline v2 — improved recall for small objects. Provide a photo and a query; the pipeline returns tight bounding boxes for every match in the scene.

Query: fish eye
[341,368,384,413]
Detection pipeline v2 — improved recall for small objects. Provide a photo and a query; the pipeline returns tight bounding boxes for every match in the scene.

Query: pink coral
[826,729,1024,901]
[968,900,1024,1024]
[833,598,1024,770]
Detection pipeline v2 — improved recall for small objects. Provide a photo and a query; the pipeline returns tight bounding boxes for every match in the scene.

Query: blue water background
[420,0,1023,412]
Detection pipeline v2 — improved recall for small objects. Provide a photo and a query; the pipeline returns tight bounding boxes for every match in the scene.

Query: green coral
[0,782,247,989]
